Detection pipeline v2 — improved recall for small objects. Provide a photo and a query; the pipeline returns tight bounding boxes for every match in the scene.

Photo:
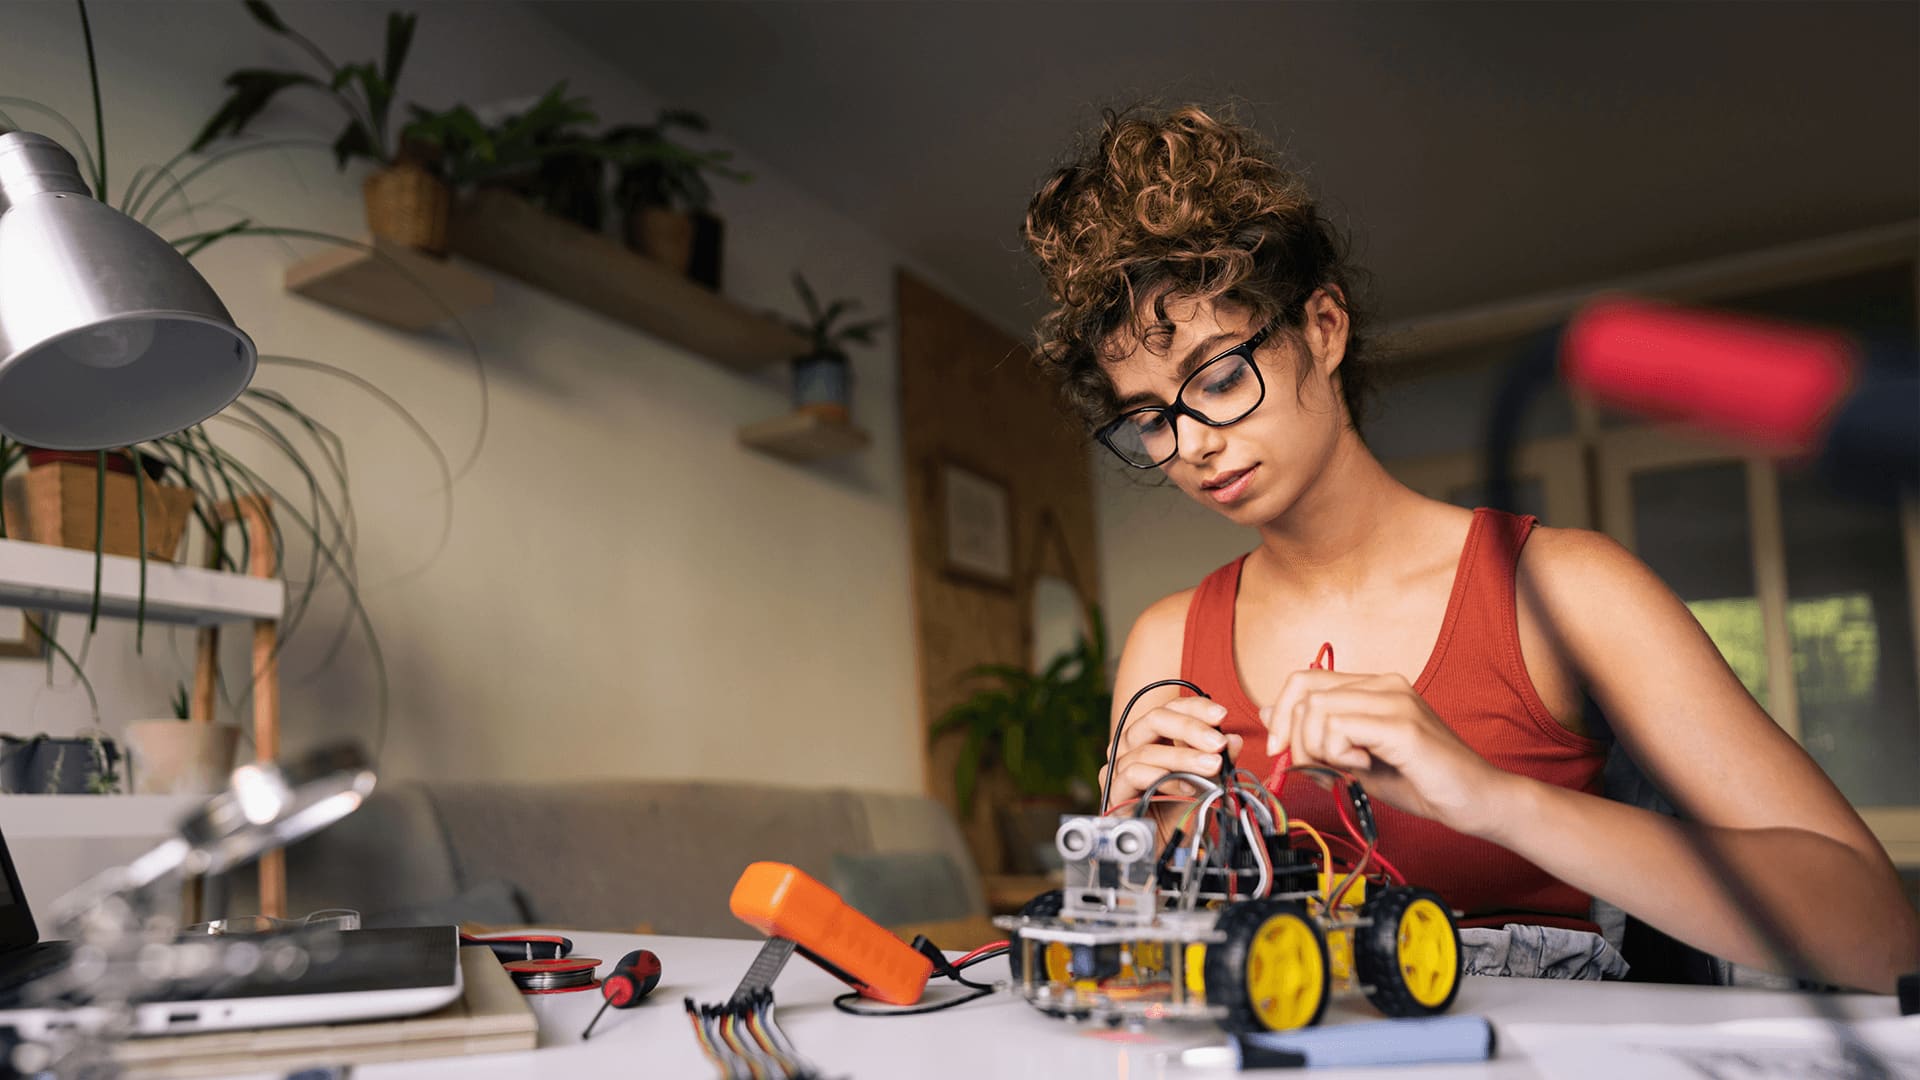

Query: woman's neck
[1250,429,1428,594]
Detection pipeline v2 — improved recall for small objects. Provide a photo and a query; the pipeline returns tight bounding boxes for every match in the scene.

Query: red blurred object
[1562,298,1857,458]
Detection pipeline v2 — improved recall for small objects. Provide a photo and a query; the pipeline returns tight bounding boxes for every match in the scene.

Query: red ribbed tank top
[1180,508,1608,931]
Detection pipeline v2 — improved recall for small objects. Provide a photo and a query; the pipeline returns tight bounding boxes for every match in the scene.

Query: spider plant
[0,0,488,759]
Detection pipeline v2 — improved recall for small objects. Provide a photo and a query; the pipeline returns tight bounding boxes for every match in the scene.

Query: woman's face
[1100,293,1349,527]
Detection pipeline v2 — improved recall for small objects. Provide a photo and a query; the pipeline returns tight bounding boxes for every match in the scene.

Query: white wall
[0,1,976,795]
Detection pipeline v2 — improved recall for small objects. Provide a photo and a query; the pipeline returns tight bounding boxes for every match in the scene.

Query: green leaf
[1004,723,1026,781]
[242,0,291,34]
[89,450,104,633]
[331,122,379,169]
[382,12,416,88]
[793,273,823,323]
[190,69,324,152]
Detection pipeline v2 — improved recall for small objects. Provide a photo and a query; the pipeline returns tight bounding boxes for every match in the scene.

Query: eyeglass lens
[1105,351,1263,467]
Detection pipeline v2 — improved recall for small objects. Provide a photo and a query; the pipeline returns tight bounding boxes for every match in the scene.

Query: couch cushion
[424,780,870,937]
[221,781,461,920]
[830,851,974,927]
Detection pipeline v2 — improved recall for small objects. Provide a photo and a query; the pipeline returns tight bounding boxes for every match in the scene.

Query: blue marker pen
[1179,1015,1495,1070]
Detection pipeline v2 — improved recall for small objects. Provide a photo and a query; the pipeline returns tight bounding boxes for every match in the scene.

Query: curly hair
[1022,105,1374,433]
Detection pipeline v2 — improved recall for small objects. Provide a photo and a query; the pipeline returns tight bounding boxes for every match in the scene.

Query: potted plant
[929,607,1112,873]
[1,447,194,562]
[603,110,748,288]
[0,0,481,751]
[124,684,241,795]
[402,82,604,229]
[783,274,883,425]
[0,731,121,794]
[190,1,445,252]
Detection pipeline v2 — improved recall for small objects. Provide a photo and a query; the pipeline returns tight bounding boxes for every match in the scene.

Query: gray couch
[222,779,988,939]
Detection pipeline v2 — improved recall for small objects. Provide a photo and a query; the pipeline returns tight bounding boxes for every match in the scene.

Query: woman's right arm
[1100,591,1244,832]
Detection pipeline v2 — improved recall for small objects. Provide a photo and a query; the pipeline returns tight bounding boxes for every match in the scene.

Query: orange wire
[1288,820,1333,875]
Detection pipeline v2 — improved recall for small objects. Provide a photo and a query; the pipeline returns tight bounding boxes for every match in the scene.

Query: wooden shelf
[448,189,810,371]
[738,412,870,463]
[0,537,284,626]
[284,237,494,331]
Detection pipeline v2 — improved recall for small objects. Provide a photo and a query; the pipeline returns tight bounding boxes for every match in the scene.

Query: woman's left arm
[1268,528,1918,991]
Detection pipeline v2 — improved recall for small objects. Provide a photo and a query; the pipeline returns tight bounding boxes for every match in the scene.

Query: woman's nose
[1174,412,1224,464]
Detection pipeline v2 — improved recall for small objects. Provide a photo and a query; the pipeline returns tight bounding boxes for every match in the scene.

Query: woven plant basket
[625,206,696,275]
[2,462,194,562]
[364,162,450,255]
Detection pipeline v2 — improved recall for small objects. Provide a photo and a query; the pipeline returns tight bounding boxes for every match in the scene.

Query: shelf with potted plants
[0,0,474,916]
[199,0,806,369]
[188,3,494,331]
[738,274,877,463]
[441,108,813,373]
[0,452,280,624]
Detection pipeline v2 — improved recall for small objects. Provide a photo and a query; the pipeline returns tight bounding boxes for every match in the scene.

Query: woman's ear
[1303,287,1351,375]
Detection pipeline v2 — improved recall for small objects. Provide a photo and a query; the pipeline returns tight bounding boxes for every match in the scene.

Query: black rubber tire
[1006,889,1064,983]
[1203,899,1329,1034]
[1356,885,1462,1018]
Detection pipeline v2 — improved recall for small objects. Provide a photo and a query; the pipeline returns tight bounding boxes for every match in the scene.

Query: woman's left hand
[1261,670,1515,836]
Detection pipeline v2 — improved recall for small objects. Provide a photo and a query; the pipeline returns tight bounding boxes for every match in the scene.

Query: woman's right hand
[1099,697,1244,812]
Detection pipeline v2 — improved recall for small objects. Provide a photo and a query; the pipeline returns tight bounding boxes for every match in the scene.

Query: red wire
[955,941,1008,966]
[1267,642,1335,795]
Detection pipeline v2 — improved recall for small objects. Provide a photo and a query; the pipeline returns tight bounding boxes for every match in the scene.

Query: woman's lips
[1204,465,1258,504]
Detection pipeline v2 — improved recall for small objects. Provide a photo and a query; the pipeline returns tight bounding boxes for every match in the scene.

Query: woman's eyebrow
[1111,331,1237,410]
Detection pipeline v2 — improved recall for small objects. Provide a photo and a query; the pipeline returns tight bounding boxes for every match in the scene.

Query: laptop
[0,823,463,1039]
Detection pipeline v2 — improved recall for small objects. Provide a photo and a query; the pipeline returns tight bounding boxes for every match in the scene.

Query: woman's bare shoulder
[1120,589,1197,663]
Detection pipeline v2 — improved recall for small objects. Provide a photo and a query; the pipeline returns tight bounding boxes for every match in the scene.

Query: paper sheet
[1502,1015,1920,1080]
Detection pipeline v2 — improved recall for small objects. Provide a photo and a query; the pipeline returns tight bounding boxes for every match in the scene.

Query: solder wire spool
[505,956,602,994]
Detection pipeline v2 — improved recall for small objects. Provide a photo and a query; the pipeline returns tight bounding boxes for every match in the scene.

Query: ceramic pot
[124,721,240,795]
[792,352,852,424]
[0,735,121,794]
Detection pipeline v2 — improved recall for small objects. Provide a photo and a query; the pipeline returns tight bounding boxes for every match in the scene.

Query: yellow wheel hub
[1185,943,1207,995]
[1042,941,1072,983]
[1245,912,1325,1031]
[1396,898,1458,1008]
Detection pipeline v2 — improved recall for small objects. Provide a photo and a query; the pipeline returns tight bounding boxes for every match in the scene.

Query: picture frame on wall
[938,459,1014,589]
[0,608,49,660]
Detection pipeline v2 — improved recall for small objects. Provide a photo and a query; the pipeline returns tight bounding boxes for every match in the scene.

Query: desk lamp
[0,130,256,450]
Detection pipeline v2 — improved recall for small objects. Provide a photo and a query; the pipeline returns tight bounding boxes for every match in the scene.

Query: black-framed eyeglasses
[1095,321,1275,469]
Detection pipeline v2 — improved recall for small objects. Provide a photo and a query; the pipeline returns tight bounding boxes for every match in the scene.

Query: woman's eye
[1129,412,1169,436]
[1201,365,1246,396]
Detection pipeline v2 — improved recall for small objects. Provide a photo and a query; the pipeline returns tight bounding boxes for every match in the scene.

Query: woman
[1019,105,1915,991]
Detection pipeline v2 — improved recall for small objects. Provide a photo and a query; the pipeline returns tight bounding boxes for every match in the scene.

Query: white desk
[349,931,1907,1079]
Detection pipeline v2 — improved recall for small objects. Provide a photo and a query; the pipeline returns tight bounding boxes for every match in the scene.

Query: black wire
[1101,678,1210,813]
[832,985,995,1016]
[1485,326,1892,1080]
[832,944,1009,1017]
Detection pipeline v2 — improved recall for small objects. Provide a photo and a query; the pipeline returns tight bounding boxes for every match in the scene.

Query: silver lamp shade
[0,131,257,449]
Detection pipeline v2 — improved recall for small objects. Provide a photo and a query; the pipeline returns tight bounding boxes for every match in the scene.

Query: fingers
[1264,669,1394,755]
[1118,697,1229,756]
[1284,689,1407,771]
[1101,741,1233,807]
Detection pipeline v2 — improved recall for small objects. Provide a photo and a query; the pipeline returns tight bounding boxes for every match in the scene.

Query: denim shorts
[1460,923,1631,980]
